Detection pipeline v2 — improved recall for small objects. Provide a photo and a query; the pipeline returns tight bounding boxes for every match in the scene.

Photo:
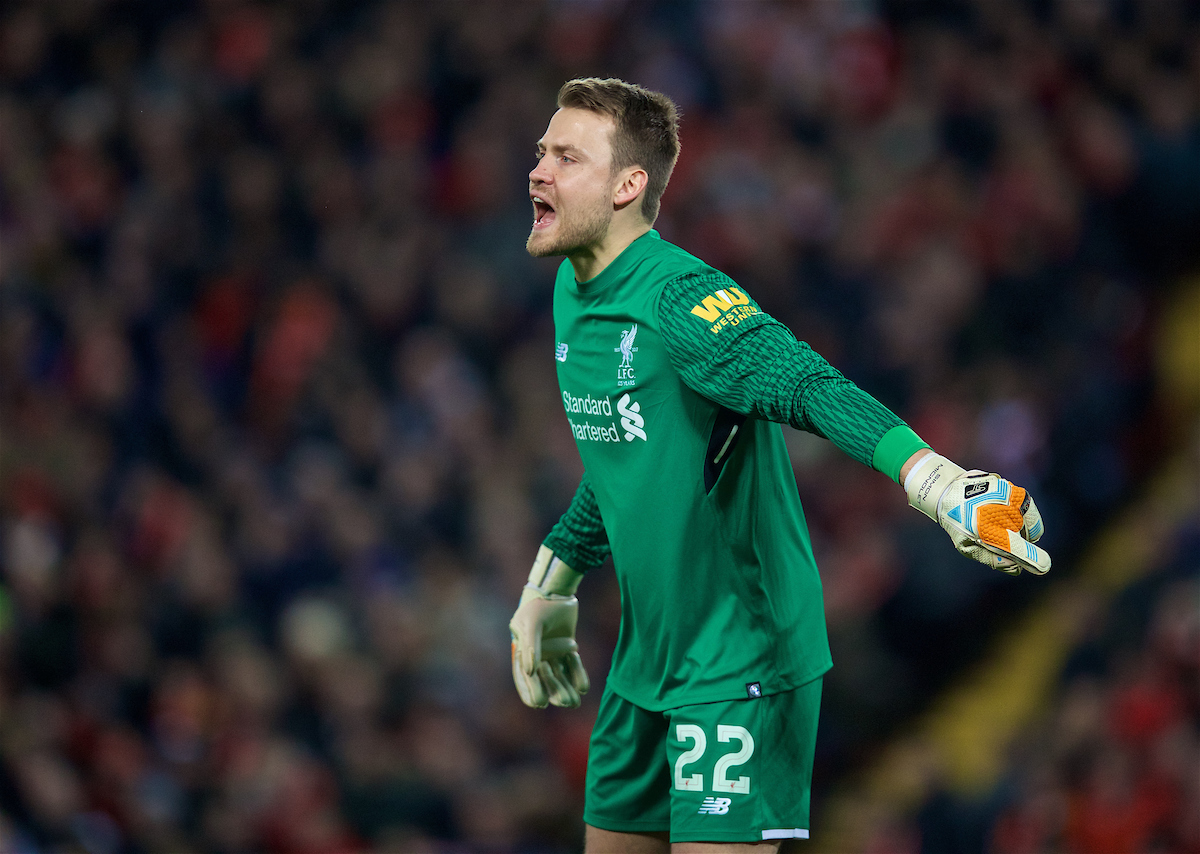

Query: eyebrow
[537,141,585,158]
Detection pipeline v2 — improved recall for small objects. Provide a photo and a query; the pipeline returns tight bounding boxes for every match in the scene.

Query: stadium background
[0,0,1196,852]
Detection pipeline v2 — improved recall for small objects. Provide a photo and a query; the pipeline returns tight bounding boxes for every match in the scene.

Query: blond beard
[526,200,614,258]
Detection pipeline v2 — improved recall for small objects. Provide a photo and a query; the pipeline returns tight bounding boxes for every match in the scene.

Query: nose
[529,158,552,185]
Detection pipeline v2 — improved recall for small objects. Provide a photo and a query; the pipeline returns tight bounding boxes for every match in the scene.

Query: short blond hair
[557,78,681,223]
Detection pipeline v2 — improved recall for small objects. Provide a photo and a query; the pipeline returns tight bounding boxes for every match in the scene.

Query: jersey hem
[606,661,832,712]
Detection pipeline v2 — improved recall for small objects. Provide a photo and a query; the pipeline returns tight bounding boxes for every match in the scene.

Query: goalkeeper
[511,77,1050,852]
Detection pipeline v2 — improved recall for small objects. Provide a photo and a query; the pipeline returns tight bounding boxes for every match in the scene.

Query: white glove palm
[509,546,590,708]
[906,453,1051,576]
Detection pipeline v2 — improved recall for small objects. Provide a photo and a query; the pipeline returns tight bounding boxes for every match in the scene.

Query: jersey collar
[570,230,661,296]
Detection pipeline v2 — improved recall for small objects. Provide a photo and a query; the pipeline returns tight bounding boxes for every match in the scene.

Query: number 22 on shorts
[674,724,754,794]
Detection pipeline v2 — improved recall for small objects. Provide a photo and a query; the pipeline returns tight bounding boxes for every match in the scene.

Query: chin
[526,231,563,258]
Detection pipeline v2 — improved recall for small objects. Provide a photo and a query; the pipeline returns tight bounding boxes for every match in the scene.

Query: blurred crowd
[870,511,1199,854]
[0,0,1196,852]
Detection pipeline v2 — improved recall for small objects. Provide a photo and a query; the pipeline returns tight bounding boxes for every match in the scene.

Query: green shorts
[583,678,822,843]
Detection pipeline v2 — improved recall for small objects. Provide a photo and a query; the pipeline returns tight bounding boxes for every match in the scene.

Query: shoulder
[656,263,753,314]
[639,237,730,311]
[657,267,766,341]
[641,238,750,324]
[642,234,711,278]
[627,234,709,286]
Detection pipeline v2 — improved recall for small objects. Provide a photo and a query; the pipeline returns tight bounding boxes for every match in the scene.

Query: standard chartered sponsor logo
[568,419,622,443]
[617,393,647,442]
[561,390,647,443]
[562,391,612,417]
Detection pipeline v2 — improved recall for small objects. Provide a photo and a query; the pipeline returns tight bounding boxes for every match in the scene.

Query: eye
[535,149,545,160]
[559,155,574,164]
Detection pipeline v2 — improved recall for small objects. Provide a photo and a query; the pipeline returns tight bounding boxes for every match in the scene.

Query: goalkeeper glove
[509,545,590,708]
[905,453,1051,576]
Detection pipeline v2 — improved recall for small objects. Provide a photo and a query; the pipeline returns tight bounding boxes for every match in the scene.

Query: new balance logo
[698,797,732,815]
[555,342,568,362]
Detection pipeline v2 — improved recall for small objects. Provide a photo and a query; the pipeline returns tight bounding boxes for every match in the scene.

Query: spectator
[0,1,1195,850]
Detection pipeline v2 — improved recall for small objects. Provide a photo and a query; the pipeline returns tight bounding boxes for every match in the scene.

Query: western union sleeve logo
[690,287,750,321]
[689,286,759,333]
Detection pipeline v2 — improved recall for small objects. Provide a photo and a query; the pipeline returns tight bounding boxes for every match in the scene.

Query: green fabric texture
[545,265,930,576]
[656,271,923,473]
[584,678,822,840]
[544,474,610,572]
[548,230,833,709]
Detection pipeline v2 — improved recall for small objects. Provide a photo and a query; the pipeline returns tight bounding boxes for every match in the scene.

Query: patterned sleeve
[543,473,611,572]
[656,271,927,479]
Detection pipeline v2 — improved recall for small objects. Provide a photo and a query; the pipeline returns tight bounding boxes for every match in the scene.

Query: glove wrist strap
[905,452,966,521]
[526,544,583,596]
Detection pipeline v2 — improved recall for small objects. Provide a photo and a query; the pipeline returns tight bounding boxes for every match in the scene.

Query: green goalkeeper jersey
[546,231,927,711]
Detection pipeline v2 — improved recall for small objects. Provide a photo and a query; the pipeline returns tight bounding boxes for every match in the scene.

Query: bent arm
[543,473,611,572]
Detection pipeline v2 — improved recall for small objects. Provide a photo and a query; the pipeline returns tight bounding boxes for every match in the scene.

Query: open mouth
[532,196,556,229]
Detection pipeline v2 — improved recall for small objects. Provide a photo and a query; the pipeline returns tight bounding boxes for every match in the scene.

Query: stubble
[526,198,613,258]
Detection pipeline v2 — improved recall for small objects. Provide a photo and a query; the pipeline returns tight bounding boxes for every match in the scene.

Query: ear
[613,167,649,211]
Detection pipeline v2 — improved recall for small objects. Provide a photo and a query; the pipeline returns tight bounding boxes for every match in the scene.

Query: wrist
[898,448,934,486]
[904,452,966,521]
[526,545,583,597]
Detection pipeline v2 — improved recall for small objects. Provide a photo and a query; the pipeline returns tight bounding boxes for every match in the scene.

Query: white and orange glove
[905,453,1051,576]
[509,546,590,708]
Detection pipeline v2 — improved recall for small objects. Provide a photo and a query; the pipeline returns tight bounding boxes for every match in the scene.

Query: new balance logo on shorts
[697,797,732,815]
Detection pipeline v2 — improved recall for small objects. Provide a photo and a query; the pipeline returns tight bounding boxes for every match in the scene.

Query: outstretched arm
[658,272,927,483]
[658,272,1050,575]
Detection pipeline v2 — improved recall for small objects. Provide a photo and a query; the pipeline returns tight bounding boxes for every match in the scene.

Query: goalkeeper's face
[526,107,617,259]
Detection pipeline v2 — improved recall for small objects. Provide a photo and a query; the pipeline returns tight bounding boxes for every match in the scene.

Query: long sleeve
[543,473,611,572]
[657,272,928,482]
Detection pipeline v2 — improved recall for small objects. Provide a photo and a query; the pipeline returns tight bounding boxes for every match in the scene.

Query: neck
[568,220,652,283]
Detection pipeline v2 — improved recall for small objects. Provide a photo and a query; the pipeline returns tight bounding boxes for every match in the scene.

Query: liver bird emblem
[615,324,638,367]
